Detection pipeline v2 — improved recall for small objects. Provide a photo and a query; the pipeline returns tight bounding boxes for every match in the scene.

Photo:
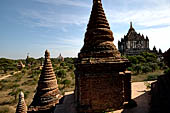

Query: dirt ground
[114,81,154,113]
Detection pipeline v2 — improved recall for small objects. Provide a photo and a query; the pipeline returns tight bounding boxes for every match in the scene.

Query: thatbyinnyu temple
[118,22,150,56]
[15,0,136,113]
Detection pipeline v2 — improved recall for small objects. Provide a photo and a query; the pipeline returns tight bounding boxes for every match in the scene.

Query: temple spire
[127,21,135,36]
[16,92,27,113]
[29,50,61,112]
[130,22,133,28]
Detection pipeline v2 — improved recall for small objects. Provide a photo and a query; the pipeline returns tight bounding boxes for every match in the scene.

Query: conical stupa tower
[28,50,61,113]
[80,0,120,58]
[75,0,131,112]
[16,92,27,113]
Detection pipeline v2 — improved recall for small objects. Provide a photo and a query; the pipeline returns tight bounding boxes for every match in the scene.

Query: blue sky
[0,0,170,59]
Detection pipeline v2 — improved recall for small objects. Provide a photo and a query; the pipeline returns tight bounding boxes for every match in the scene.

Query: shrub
[71,72,75,79]
[144,81,151,89]
[164,68,170,75]
[148,63,159,72]
[60,62,66,67]
[134,64,142,74]
[8,88,23,101]
[57,70,66,78]
[142,65,152,73]
[127,67,133,71]
[127,56,138,64]
[62,79,71,88]
[145,75,157,81]
[24,91,30,99]
[136,55,146,63]
[68,64,74,70]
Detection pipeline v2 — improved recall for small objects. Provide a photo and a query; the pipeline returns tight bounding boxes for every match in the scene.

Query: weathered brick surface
[75,0,131,112]
[16,92,27,113]
[28,50,62,113]
[77,73,124,112]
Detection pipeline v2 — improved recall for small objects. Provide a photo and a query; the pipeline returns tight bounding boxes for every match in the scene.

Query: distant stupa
[57,53,64,61]
[16,92,27,113]
[28,50,62,113]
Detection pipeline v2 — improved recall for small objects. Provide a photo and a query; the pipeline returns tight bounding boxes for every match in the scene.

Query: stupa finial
[130,22,133,28]
[45,49,50,58]
[93,0,101,4]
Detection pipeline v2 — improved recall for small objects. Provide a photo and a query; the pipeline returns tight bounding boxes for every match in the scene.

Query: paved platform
[55,82,154,113]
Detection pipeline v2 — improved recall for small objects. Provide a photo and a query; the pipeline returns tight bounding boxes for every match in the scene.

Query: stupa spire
[80,0,120,58]
[29,50,61,112]
[16,92,27,113]
[75,1,131,112]
[87,0,110,30]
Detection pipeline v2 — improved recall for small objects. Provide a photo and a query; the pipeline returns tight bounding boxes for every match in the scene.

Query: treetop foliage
[125,52,164,74]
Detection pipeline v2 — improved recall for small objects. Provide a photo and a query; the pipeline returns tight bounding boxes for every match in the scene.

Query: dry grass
[0,67,75,113]
[131,70,164,82]
[0,70,37,113]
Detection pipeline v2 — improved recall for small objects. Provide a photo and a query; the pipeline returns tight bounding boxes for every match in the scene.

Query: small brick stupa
[28,50,61,113]
[75,0,132,112]
[16,92,27,113]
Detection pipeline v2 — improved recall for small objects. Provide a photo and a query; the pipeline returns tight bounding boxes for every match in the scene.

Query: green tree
[142,65,152,73]
[148,63,159,72]
[60,62,66,67]
[62,79,71,88]
[136,55,146,63]
[57,69,66,78]
[127,56,138,64]
[164,68,170,75]
[134,64,142,74]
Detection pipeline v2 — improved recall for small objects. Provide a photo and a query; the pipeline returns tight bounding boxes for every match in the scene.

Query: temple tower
[75,0,131,112]
[28,50,61,113]
[16,92,27,113]
[118,22,150,55]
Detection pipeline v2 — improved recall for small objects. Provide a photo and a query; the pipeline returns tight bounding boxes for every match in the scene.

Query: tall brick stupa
[28,50,62,113]
[74,0,132,112]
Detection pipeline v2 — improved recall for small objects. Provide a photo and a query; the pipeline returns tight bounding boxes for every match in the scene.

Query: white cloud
[20,9,88,28]
[104,0,170,52]
[34,0,90,8]
[139,26,170,52]
[106,7,170,27]
[19,0,170,55]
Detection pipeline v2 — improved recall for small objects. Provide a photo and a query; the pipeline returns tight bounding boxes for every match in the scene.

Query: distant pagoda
[57,53,64,62]
[75,0,133,112]
[28,50,62,113]
[16,92,27,113]
[118,22,150,56]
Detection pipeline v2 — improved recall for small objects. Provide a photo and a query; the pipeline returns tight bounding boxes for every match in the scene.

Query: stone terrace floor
[54,81,155,113]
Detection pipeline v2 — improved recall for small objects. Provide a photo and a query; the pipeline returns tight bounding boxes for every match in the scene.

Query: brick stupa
[75,0,131,112]
[16,92,27,113]
[28,50,61,113]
